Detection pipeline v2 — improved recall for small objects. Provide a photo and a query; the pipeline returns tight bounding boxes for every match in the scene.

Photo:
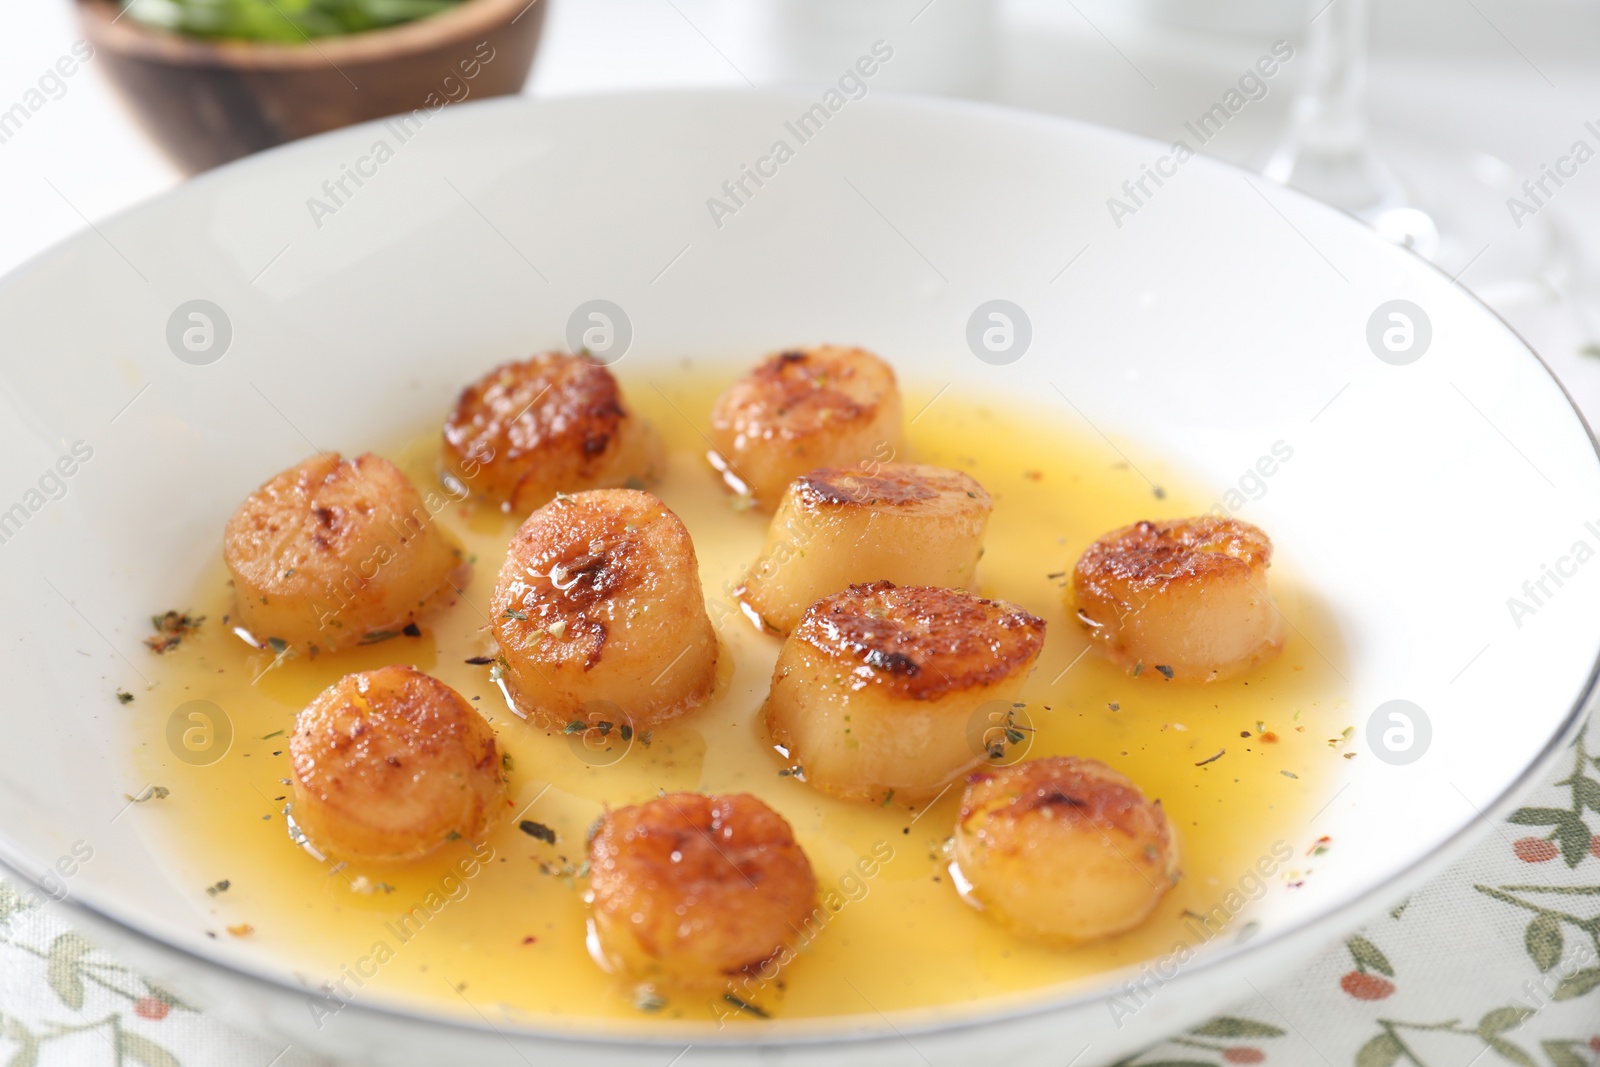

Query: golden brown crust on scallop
[735,464,992,636]
[1071,515,1282,682]
[490,489,718,728]
[793,582,1045,702]
[961,756,1173,852]
[708,346,904,506]
[791,464,986,510]
[588,793,817,981]
[226,452,407,595]
[223,452,462,651]
[952,756,1179,945]
[736,348,883,432]
[290,666,503,861]
[492,490,677,673]
[443,353,656,512]
[1074,517,1273,603]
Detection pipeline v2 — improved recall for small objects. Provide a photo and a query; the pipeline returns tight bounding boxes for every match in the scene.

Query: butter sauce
[132,373,1348,1029]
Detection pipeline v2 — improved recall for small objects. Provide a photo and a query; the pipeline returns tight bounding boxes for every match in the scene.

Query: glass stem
[1265,0,1400,214]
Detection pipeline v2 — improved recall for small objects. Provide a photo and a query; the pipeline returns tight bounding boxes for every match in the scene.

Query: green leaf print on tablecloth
[1135,719,1600,1067]
[1474,734,1600,1007]
[1501,734,1600,869]
[1116,1016,1289,1065]
[1340,733,1600,1067]
[0,889,191,1066]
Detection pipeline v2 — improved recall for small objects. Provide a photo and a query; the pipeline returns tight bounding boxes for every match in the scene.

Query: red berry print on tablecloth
[1340,972,1396,1001]
[1504,736,1600,867]
[1513,837,1560,863]
[1339,934,1397,1001]
[134,996,171,1021]
[1476,735,1600,985]
[1129,1017,1288,1065]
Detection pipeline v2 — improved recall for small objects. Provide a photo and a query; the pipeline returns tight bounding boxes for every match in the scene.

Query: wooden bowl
[76,0,546,174]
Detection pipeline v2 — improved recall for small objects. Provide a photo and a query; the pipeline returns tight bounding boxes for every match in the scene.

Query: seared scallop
[1072,516,1283,682]
[490,489,717,731]
[737,464,991,635]
[289,666,504,862]
[708,346,904,509]
[224,452,463,653]
[763,582,1045,802]
[587,792,817,990]
[443,352,662,514]
[952,756,1178,946]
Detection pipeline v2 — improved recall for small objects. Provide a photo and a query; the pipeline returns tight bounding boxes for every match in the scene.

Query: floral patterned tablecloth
[2,714,1595,1067]
[1119,720,1600,1067]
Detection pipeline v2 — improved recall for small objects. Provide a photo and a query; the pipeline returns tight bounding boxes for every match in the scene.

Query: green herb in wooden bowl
[121,0,470,41]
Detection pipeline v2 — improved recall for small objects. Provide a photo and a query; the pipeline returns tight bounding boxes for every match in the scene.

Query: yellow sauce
[132,370,1350,1031]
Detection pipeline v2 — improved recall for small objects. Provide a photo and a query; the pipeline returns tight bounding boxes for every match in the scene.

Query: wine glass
[1264,0,1564,303]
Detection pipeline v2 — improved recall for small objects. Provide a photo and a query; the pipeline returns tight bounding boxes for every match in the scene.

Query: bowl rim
[75,0,542,69]
[1,86,1597,1049]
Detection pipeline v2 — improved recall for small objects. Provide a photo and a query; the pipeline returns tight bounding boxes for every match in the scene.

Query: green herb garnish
[722,993,770,1018]
[121,0,470,42]
[146,610,203,654]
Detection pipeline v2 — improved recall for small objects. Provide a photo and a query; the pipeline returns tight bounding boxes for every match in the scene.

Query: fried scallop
[289,666,504,863]
[737,463,992,635]
[952,757,1179,947]
[443,352,662,514]
[1072,516,1284,682]
[763,582,1046,802]
[708,346,904,509]
[586,792,817,990]
[223,452,464,653]
[490,489,717,731]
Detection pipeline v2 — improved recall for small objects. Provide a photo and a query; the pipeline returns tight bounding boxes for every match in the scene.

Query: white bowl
[0,90,1595,1066]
